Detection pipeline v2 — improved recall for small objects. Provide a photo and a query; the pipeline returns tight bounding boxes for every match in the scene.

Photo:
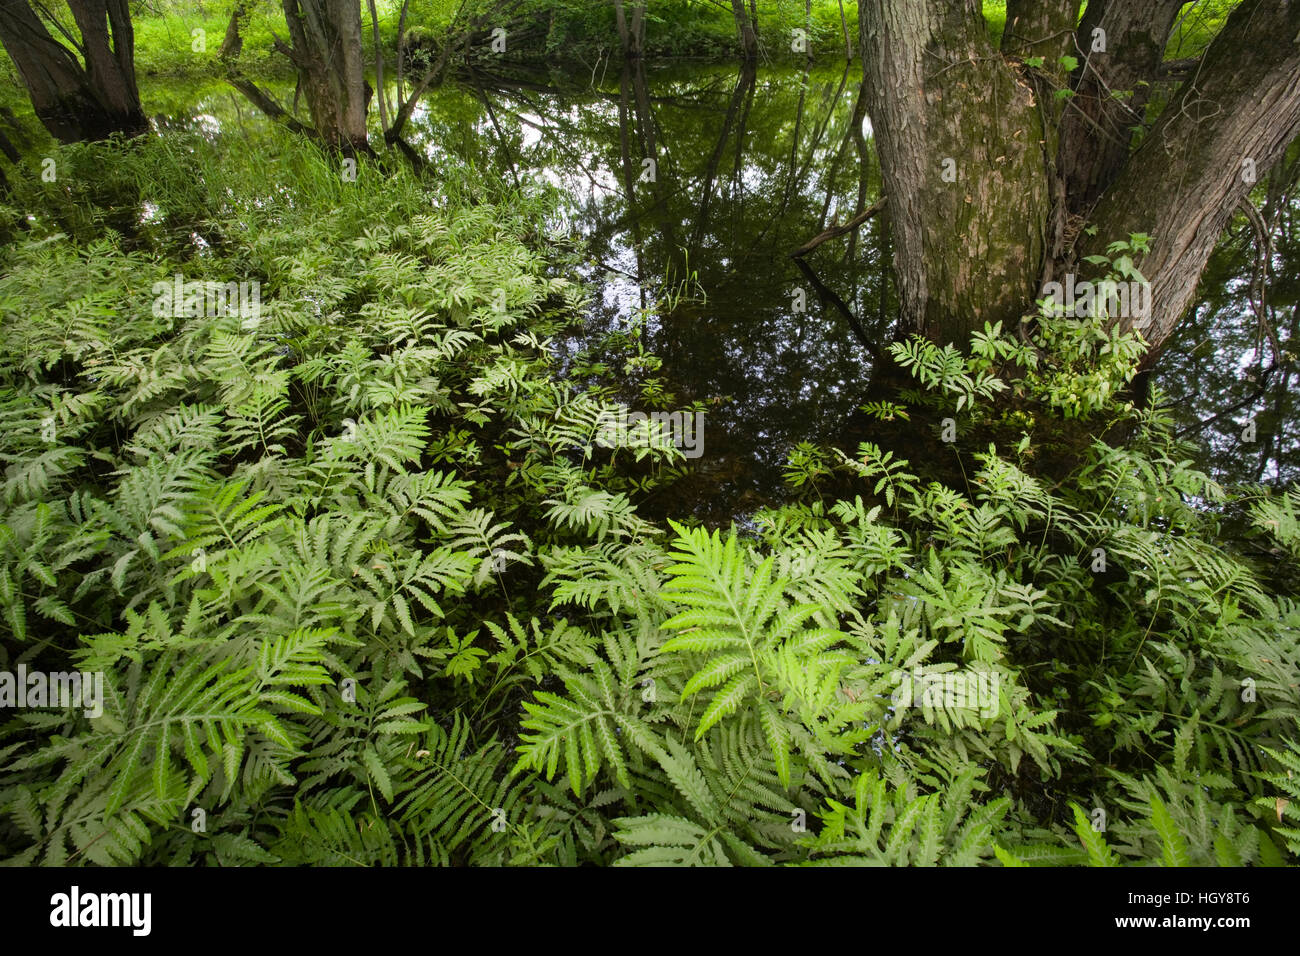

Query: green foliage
[0,130,1296,868]
[804,767,1011,866]
[1258,739,1300,856]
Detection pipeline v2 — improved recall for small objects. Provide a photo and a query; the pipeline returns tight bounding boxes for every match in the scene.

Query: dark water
[417,62,889,524]
[151,62,1297,520]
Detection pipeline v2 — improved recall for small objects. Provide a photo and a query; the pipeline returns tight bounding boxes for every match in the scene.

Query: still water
[150,60,1297,521]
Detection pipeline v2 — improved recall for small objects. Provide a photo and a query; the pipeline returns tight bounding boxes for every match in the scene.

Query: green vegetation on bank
[0,0,1238,117]
[124,0,856,76]
[117,0,1239,77]
[0,132,1296,865]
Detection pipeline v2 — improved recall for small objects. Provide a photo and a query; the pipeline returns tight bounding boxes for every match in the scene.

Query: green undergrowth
[0,129,1296,866]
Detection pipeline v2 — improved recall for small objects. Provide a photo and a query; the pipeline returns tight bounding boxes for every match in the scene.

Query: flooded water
[145,61,1297,521]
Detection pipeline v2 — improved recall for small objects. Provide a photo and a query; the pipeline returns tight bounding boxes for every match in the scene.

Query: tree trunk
[614,0,628,54]
[220,0,255,59]
[277,0,370,151]
[629,2,645,57]
[1055,0,1186,211]
[804,0,813,61]
[1082,0,1300,356]
[861,0,1049,342]
[730,0,757,61]
[0,0,147,143]
[366,0,389,134]
[860,0,1300,363]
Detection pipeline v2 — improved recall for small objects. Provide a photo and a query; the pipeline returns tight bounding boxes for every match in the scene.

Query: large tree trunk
[0,0,147,143]
[1082,0,1300,355]
[860,0,1300,364]
[861,0,1049,342]
[276,0,370,151]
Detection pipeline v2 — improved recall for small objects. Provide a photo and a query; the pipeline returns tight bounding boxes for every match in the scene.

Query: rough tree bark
[0,0,147,143]
[275,0,370,152]
[860,0,1300,365]
[1055,0,1188,210]
[861,0,1049,343]
[1083,0,1300,354]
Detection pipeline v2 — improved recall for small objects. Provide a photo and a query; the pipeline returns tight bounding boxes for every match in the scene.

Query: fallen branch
[791,197,886,258]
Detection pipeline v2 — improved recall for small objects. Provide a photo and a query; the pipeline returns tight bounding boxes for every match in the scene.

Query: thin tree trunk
[614,0,628,55]
[730,0,757,61]
[805,0,814,61]
[367,0,389,134]
[394,0,409,104]
[629,2,645,57]
[388,0,525,143]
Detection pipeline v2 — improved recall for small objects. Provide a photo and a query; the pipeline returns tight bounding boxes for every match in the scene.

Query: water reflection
[146,62,1295,519]
[1155,183,1298,487]
[405,61,892,522]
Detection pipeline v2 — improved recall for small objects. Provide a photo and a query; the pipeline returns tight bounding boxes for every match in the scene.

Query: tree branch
[1084,0,1300,361]
[790,197,886,258]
